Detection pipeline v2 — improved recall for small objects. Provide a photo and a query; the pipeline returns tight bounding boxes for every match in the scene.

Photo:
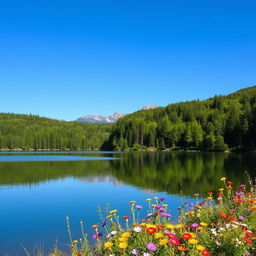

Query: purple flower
[136,205,143,210]
[132,249,139,255]
[92,232,102,239]
[165,213,172,218]
[143,253,152,256]
[239,216,245,221]
[102,221,107,227]
[191,223,200,228]
[160,197,165,201]
[146,242,157,251]
[154,205,161,210]
[231,209,238,212]
[189,203,194,206]
[194,193,200,197]
[240,184,246,188]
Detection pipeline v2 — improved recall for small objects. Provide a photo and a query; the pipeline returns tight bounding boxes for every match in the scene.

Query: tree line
[107,86,256,151]
[0,113,111,150]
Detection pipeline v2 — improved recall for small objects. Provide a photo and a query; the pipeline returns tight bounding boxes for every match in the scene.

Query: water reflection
[0,152,255,195]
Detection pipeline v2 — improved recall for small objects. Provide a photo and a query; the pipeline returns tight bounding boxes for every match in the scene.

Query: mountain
[76,112,125,123]
[76,104,159,123]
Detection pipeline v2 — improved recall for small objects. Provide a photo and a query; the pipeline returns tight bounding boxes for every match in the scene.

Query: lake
[0,151,255,255]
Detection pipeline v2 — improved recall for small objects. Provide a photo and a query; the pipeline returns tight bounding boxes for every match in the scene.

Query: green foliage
[109,86,256,151]
[0,113,111,150]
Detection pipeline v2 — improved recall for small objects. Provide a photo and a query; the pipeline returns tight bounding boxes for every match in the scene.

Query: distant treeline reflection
[0,152,255,196]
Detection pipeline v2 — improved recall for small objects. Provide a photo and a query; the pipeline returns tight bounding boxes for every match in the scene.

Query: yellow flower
[197,245,205,251]
[220,177,226,181]
[154,232,164,239]
[197,227,203,231]
[118,237,128,242]
[166,224,175,229]
[207,197,213,200]
[175,224,184,229]
[159,238,169,245]
[189,239,199,245]
[162,204,168,207]
[119,242,128,249]
[146,198,152,202]
[104,241,113,248]
[190,233,197,238]
[72,240,78,244]
[109,210,117,214]
[106,215,113,219]
[121,232,131,238]
[154,197,158,200]
[151,204,156,208]
[200,222,208,227]
[219,188,224,191]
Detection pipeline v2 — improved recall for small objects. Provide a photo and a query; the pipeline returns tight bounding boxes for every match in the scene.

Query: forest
[1,86,256,151]
[0,114,111,150]
[108,86,256,151]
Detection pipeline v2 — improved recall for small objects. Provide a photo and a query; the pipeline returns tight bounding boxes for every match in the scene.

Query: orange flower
[91,224,99,229]
[202,249,211,255]
[146,227,157,234]
[219,212,227,218]
[177,245,187,251]
[156,225,165,230]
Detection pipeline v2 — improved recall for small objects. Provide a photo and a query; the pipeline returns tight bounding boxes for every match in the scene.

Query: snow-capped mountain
[76,104,159,123]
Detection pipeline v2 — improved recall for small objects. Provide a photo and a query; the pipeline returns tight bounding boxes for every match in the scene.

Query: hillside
[0,113,111,150]
[107,86,256,151]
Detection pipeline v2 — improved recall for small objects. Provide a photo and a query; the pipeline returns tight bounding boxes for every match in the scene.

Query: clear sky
[0,0,255,121]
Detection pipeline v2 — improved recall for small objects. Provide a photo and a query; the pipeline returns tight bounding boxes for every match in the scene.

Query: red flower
[156,225,164,230]
[146,227,157,234]
[123,216,130,219]
[219,212,227,218]
[202,249,211,255]
[182,233,192,240]
[246,231,253,237]
[227,181,233,185]
[244,236,252,244]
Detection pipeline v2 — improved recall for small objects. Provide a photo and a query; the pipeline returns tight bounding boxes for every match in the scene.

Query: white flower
[110,230,117,235]
[133,226,142,233]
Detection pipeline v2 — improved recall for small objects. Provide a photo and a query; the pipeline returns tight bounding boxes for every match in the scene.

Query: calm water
[0,151,255,255]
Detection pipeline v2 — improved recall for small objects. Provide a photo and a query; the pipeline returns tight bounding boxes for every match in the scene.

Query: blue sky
[0,0,255,121]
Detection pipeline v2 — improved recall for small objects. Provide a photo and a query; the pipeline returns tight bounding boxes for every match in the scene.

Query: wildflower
[106,215,113,219]
[227,181,233,185]
[194,193,200,197]
[143,253,152,256]
[188,239,199,245]
[154,232,164,239]
[136,205,143,209]
[219,212,227,218]
[166,224,175,229]
[130,201,136,204]
[182,233,192,240]
[109,210,117,214]
[121,232,131,238]
[197,245,206,251]
[146,242,157,251]
[177,245,187,251]
[110,230,117,235]
[131,249,139,255]
[200,222,208,227]
[72,240,78,244]
[133,226,142,232]
[220,177,226,181]
[240,184,247,188]
[146,227,157,234]
[169,237,180,246]
[123,216,130,219]
[159,197,165,201]
[202,249,211,255]
[219,188,224,191]
[175,224,184,229]
[162,204,168,207]
[104,241,113,248]
[146,199,151,202]
[118,237,128,242]
[91,224,99,229]
[93,233,102,239]
[191,223,200,228]
[119,242,128,249]
[159,238,169,245]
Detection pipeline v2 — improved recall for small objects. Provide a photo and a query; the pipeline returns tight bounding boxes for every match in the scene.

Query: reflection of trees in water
[0,152,255,196]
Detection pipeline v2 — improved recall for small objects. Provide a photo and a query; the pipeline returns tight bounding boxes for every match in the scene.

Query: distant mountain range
[76,104,159,123]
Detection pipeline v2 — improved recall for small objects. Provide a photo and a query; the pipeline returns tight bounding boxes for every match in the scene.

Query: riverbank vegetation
[51,176,255,255]
[108,86,256,152]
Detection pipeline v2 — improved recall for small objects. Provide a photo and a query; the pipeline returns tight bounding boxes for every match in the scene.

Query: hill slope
[0,113,111,150]
[107,86,256,151]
